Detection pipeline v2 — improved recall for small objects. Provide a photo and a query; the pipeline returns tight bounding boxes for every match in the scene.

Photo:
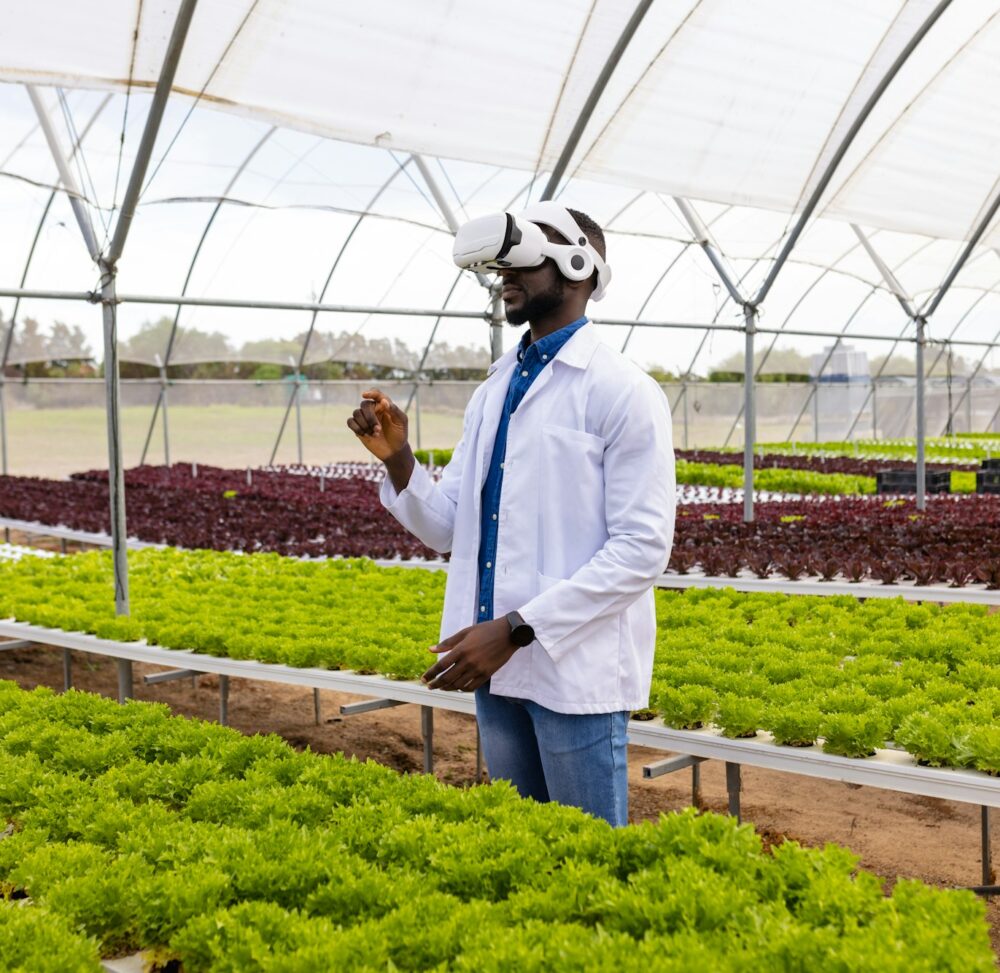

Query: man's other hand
[422,619,518,692]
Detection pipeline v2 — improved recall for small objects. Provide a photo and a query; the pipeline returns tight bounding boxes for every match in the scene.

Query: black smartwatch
[505,611,535,648]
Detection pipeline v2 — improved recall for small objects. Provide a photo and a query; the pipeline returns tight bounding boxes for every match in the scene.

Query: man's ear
[563,274,591,296]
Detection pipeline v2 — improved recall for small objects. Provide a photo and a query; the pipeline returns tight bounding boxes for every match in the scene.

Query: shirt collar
[516,316,588,364]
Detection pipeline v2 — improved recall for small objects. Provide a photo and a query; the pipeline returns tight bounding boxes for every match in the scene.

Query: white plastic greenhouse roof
[4,0,1000,242]
[1,0,1000,375]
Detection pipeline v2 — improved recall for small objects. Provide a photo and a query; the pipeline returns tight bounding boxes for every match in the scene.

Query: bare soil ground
[1,643,997,960]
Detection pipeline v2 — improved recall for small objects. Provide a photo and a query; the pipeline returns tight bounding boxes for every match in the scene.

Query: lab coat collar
[486,319,601,377]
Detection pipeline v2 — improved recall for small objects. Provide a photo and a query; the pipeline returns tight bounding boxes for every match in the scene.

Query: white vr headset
[452,202,611,301]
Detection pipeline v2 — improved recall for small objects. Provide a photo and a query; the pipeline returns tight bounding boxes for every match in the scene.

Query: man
[347,204,675,826]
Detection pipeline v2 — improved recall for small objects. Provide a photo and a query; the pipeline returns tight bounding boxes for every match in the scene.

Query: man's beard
[505,278,565,326]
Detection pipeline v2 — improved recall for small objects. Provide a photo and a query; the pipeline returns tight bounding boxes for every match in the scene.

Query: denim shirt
[476,316,588,622]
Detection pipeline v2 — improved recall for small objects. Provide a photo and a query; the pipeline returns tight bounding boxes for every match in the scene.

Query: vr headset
[452,202,611,301]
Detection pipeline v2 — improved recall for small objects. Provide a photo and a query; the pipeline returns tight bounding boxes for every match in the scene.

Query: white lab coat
[380,324,676,714]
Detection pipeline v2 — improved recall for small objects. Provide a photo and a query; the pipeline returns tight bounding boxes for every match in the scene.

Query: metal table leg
[62,648,72,691]
[116,660,133,702]
[219,674,229,725]
[421,706,434,774]
[725,762,742,823]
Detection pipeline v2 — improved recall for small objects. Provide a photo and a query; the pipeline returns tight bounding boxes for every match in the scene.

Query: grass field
[2,401,833,479]
[1,404,467,479]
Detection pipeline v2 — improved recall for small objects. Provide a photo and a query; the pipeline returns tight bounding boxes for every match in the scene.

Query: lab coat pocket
[536,571,622,704]
[538,425,608,576]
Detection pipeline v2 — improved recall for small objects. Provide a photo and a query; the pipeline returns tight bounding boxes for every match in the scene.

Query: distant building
[809,344,871,439]
[809,344,870,383]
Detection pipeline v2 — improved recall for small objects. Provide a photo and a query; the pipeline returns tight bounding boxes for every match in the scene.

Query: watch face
[512,623,534,647]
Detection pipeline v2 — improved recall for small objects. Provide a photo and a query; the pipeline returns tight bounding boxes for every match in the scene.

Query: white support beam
[540,0,656,200]
[25,86,101,262]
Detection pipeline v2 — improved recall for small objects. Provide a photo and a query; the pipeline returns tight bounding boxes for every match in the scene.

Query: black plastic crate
[977,470,1000,494]
[875,469,952,495]
[979,458,1000,472]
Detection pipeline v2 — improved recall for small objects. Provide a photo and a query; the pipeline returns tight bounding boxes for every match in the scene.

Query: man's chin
[504,304,528,326]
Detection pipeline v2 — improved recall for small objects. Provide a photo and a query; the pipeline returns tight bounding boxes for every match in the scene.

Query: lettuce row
[3,550,1000,767]
[0,681,992,971]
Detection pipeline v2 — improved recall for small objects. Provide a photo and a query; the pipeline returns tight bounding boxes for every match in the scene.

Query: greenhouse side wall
[0,378,997,478]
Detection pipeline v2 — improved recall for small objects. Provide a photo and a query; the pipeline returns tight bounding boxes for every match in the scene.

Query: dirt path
[2,644,997,961]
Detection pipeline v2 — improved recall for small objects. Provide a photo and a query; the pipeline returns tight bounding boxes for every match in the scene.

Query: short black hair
[567,208,606,260]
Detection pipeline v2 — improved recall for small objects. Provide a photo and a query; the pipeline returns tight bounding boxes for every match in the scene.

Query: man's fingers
[430,626,472,654]
[388,401,407,423]
[361,388,384,402]
[422,655,456,685]
[351,407,379,437]
[360,400,378,429]
[427,658,474,691]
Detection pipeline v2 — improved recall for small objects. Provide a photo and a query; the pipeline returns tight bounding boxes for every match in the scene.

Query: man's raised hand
[347,389,408,462]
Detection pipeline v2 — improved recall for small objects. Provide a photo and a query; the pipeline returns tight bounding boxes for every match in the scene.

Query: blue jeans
[474,682,630,827]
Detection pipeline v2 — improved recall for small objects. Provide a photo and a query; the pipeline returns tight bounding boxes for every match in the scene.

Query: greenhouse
[2,0,1000,969]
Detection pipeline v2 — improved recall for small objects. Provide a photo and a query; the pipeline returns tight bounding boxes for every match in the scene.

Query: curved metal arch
[822,7,1000,246]
[937,291,1000,434]
[4,93,113,356]
[618,199,737,355]
[540,0,657,201]
[0,93,112,476]
[555,1,707,197]
[725,232,935,444]
[268,154,419,464]
[754,0,954,305]
[839,266,997,441]
[139,124,277,463]
[781,237,940,440]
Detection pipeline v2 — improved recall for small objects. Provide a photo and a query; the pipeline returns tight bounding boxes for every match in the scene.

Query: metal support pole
[100,269,130,614]
[26,86,101,262]
[691,762,702,808]
[753,1,953,306]
[313,687,321,726]
[872,379,878,438]
[140,353,171,466]
[743,305,758,522]
[219,674,229,725]
[295,372,304,465]
[725,762,742,822]
[813,380,820,442]
[116,659,133,703]
[421,705,434,774]
[540,0,656,199]
[62,648,72,691]
[983,806,993,887]
[915,317,927,510]
[139,386,163,466]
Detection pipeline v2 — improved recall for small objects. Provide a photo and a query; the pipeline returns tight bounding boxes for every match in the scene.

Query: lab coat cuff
[379,459,434,509]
